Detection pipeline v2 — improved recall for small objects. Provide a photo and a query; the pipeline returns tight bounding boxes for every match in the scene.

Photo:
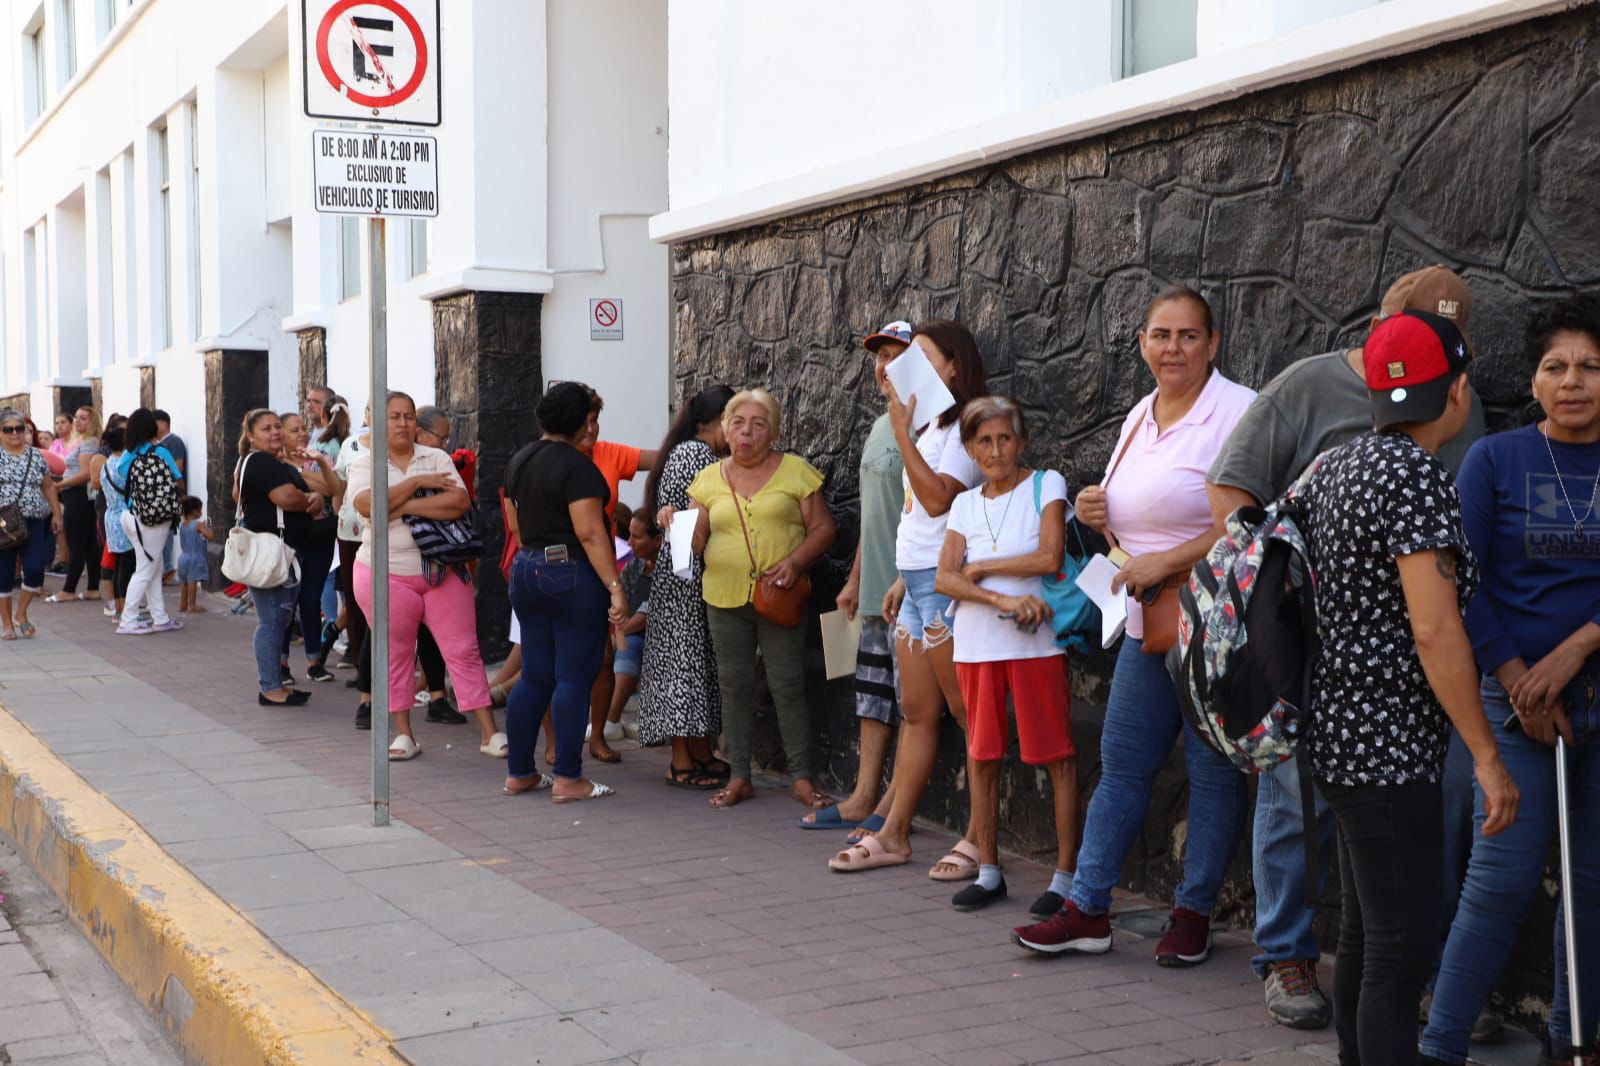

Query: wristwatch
[608,578,622,591]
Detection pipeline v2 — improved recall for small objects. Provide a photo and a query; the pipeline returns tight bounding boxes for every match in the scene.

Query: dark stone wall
[0,393,29,418]
[88,379,102,415]
[296,327,327,411]
[202,349,268,581]
[50,387,91,423]
[431,290,543,661]
[668,7,1600,1024]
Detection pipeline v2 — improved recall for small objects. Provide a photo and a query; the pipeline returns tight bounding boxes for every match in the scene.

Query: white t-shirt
[894,420,982,571]
[945,470,1069,663]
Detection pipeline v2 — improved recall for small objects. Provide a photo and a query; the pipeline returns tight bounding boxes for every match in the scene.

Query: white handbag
[221,453,301,588]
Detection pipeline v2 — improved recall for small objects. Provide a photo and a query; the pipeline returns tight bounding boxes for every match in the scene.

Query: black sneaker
[425,698,468,724]
[1029,890,1067,919]
[355,702,372,730]
[305,664,335,683]
[335,654,357,671]
[952,878,1007,912]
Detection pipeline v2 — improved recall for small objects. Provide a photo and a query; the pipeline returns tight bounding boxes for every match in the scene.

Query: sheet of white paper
[883,339,957,432]
[668,508,700,580]
[1073,552,1129,650]
[819,609,863,681]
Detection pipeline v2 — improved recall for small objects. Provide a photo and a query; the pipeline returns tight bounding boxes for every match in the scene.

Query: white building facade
[0,0,672,532]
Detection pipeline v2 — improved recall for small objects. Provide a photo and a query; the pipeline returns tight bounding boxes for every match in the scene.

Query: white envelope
[668,508,700,580]
[819,609,862,680]
[883,339,957,432]
[1072,552,1130,650]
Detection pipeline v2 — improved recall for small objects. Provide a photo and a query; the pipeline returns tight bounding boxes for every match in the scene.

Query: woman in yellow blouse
[682,388,837,810]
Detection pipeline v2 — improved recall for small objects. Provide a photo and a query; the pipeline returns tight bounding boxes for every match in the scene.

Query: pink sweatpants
[353,562,493,714]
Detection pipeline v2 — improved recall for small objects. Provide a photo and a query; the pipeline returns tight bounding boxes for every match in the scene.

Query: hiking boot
[425,698,468,724]
[1154,907,1212,967]
[1264,960,1330,1029]
[1010,902,1112,956]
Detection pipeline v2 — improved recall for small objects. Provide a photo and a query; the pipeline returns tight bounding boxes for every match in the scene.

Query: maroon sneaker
[1010,902,1112,956]
[1155,907,1212,967]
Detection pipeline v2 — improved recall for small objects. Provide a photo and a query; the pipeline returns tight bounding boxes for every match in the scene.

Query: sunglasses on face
[1,425,28,434]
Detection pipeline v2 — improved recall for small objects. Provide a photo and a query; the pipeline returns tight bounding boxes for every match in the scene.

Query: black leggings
[109,550,135,600]
[357,625,446,698]
[1323,779,1443,1066]
[337,538,367,667]
[60,486,100,594]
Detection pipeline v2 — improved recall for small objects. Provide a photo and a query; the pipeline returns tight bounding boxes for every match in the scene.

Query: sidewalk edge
[0,702,407,1065]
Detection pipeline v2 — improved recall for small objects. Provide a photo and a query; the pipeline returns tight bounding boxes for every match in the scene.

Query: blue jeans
[0,517,54,594]
[283,542,334,665]
[1071,637,1249,916]
[250,582,299,693]
[896,567,953,646]
[1251,719,1475,977]
[1421,675,1600,1063]
[506,552,610,781]
[321,566,339,633]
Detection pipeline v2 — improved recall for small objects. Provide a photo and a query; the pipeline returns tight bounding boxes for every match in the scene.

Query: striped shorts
[854,616,901,725]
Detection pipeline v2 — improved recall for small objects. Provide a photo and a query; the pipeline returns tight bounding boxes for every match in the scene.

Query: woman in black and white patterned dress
[642,386,734,789]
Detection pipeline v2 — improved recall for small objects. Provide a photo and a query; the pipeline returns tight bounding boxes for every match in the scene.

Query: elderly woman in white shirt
[346,391,504,761]
[933,396,1078,916]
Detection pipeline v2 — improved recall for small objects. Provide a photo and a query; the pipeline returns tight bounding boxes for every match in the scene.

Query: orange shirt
[588,440,641,522]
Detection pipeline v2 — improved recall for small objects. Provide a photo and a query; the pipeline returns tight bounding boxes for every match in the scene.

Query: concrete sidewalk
[1,590,1348,1065]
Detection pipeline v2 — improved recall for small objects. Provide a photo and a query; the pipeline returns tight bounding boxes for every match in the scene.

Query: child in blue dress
[177,497,214,613]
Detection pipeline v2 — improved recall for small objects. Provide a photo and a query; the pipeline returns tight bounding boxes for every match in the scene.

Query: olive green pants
[705,602,812,782]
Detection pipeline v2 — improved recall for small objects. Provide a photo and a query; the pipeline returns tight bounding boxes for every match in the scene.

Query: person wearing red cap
[1295,309,1518,1066]
[1206,265,1492,1032]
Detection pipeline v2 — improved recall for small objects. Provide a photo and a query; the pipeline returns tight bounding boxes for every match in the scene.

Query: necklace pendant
[990,544,998,553]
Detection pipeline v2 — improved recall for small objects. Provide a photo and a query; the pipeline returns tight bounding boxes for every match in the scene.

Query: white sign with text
[312,129,439,217]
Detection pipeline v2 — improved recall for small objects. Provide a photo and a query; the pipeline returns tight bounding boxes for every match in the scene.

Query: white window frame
[24,16,48,124]
[56,0,77,87]
[407,219,429,279]
[156,123,172,351]
[187,103,201,341]
[339,217,362,301]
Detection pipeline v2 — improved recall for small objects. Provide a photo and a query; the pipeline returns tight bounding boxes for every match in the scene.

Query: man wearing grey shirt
[1207,267,1489,1033]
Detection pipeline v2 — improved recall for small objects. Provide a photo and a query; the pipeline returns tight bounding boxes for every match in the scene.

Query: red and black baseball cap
[864,320,914,353]
[1364,309,1472,431]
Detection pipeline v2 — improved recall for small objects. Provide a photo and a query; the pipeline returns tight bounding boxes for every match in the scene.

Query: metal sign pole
[368,216,390,827]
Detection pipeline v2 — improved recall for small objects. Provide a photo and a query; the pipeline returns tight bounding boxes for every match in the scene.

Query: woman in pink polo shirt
[1011,286,1255,967]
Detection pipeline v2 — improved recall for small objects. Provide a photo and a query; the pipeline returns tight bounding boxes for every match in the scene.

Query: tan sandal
[929,839,981,882]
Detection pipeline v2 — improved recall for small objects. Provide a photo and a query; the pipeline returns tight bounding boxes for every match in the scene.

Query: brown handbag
[723,462,811,627]
[1103,409,1181,654]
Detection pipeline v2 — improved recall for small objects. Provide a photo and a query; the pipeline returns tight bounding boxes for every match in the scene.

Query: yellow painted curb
[0,704,406,1065]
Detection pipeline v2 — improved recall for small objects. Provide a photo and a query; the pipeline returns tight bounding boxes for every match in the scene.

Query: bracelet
[608,578,622,591]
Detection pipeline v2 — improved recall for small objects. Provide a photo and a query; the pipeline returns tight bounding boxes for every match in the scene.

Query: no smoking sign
[590,299,624,341]
[302,0,440,126]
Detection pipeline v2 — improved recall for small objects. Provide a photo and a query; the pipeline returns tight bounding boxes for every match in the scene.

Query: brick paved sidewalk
[9,583,1349,1066]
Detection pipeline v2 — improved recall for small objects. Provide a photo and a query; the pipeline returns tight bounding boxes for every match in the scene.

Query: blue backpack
[1031,470,1099,654]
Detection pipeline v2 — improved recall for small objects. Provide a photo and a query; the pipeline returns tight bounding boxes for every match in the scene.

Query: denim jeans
[1324,779,1443,1066]
[1421,675,1600,1063]
[320,566,339,637]
[506,553,610,781]
[0,516,54,594]
[250,581,299,693]
[284,542,334,665]
[1070,636,1249,917]
[1251,723,1474,978]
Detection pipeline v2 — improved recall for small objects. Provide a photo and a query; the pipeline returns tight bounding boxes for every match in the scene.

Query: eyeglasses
[0,425,27,435]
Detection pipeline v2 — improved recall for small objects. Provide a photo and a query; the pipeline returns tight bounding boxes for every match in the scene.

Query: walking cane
[1555,732,1587,1062]
[1506,712,1587,1060]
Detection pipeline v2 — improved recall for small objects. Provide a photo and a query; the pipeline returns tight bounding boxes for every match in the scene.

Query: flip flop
[502,773,552,796]
[43,593,78,604]
[0,630,15,641]
[479,732,509,758]
[929,839,981,882]
[15,621,36,638]
[828,834,911,873]
[552,781,614,804]
[388,735,422,761]
[799,805,864,831]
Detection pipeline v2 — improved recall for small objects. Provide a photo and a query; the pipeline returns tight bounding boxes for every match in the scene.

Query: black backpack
[125,449,182,527]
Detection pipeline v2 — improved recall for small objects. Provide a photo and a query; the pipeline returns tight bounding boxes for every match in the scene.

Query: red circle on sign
[594,301,618,327]
[316,0,429,110]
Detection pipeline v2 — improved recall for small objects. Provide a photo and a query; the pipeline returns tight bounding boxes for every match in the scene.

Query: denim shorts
[614,632,645,677]
[896,567,954,646]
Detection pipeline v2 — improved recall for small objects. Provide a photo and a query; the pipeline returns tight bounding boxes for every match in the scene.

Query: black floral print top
[1301,432,1479,787]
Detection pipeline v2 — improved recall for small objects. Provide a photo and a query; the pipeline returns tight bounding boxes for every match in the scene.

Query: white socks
[1049,868,1074,897]
[976,864,1002,890]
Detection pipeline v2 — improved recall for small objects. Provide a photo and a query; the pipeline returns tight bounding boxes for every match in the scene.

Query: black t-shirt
[1301,432,1479,787]
[238,452,313,552]
[506,440,610,555]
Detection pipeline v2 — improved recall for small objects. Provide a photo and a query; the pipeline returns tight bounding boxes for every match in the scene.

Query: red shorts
[956,657,1075,765]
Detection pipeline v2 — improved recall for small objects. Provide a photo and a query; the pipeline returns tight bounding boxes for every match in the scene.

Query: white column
[110,149,138,365]
[167,102,199,348]
[46,196,88,383]
[133,124,162,360]
[85,167,114,373]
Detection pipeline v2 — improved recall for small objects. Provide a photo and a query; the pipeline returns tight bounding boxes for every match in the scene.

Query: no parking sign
[302,0,441,126]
